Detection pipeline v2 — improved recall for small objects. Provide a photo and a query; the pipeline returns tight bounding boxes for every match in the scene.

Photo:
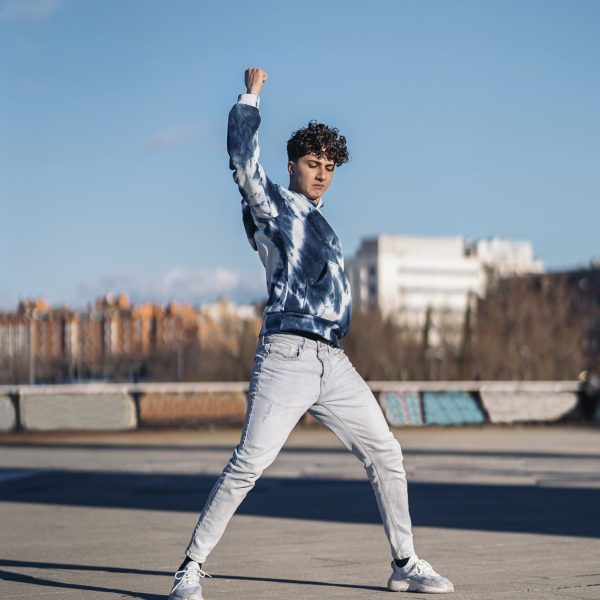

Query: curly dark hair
[287,120,349,167]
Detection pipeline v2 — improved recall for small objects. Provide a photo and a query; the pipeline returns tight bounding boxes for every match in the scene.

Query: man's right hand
[245,67,268,96]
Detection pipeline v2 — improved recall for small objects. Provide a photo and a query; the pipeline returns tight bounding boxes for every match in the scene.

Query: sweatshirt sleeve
[227,97,278,219]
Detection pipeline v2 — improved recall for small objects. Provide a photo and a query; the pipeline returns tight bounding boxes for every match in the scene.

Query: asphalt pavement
[1,425,600,599]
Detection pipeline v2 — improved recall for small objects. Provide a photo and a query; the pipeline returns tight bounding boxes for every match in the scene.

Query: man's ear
[287,160,295,175]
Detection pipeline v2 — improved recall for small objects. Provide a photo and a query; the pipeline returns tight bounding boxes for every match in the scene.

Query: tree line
[3,269,598,383]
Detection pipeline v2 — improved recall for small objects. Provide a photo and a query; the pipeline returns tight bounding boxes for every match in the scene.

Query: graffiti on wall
[422,391,485,425]
[380,391,485,426]
[381,392,423,426]
[379,390,585,426]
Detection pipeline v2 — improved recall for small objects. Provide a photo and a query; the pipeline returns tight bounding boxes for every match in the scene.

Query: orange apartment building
[0,294,260,383]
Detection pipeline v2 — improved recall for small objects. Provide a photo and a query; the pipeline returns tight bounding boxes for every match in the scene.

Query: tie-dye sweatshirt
[227,94,352,347]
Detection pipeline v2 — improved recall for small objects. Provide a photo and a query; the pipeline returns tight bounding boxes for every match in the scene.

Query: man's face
[288,153,335,203]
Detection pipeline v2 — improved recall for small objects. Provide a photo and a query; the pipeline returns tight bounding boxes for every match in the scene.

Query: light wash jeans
[186,332,415,562]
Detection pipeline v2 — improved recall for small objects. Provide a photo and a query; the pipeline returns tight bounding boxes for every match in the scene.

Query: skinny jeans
[186,332,415,562]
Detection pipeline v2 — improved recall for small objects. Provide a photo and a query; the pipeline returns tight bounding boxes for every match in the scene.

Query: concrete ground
[1,425,600,600]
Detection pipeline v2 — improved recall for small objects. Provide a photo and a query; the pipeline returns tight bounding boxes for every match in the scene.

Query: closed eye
[307,161,334,171]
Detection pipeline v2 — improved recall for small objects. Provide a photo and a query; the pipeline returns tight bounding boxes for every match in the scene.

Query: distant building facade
[346,234,544,330]
[0,294,260,384]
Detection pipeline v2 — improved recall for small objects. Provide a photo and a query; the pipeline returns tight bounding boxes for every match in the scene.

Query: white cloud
[76,266,266,307]
[0,0,63,21]
[144,127,198,150]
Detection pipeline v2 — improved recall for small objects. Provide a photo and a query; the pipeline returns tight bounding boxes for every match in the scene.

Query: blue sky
[1,0,599,309]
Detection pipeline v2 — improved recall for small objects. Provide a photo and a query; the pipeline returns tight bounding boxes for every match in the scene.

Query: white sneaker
[388,555,454,593]
[168,561,211,600]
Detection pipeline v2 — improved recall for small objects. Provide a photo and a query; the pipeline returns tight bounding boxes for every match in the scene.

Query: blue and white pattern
[380,392,424,426]
[422,391,485,425]
[227,98,352,347]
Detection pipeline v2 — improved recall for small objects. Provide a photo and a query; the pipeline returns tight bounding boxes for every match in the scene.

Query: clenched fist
[245,67,268,96]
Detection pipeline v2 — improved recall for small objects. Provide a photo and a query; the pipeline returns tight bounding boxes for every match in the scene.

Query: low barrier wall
[381,391,487,426]
[139,391,247,427]
[0,381,596,433]
[479,391,578,424]
[379,389,579,426]
[0,395,16,432]
[19,390,137,432]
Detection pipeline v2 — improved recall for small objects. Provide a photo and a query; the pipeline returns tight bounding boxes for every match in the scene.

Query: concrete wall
[380,390,487,427]
[19,389,136,431]
[0,395,16,432]
[381,392,423,426]
[140,391,246,426]
[479,391,578,424]
[0,381,595,432]
[379,387,581,426]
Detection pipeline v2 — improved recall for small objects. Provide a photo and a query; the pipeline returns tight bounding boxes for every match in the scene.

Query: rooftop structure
[346,234,544,331]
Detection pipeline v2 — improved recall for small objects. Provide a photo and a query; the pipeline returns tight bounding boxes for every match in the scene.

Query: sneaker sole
[388,578,454,593]
[388,577,410,592]
[168,591,204,600]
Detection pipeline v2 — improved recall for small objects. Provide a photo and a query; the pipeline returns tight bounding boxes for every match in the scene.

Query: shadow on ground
[0,559,386,598]
[0,565,164,600]
[1,467,599,539]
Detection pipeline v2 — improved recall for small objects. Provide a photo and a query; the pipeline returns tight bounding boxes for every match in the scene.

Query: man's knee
[225,449,268,487]
[364,436,406,474]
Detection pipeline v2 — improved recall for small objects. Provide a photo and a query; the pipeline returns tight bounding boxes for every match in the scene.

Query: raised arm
[227,67,278,219]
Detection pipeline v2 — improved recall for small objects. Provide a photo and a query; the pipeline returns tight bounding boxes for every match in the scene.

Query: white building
[198,299,259,322]
[346,234,544,331]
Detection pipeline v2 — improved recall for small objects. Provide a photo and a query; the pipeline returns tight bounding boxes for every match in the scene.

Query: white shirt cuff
[238,93,260,108]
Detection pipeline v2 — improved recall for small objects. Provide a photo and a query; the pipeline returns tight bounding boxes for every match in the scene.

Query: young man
[167,68,454,599]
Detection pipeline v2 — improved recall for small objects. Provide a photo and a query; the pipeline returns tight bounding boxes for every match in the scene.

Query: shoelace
[172,566,212,591]
[413,558,435,576]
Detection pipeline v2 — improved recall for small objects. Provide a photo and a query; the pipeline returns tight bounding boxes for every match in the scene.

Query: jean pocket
[265,340,303,360]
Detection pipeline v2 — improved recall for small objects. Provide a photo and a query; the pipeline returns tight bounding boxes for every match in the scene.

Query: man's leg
[308,343,415,559]
[185,334,322,563]
[308,344,454,593]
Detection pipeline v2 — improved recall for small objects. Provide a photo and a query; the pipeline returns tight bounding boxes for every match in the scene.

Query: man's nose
[316,169,327,181]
